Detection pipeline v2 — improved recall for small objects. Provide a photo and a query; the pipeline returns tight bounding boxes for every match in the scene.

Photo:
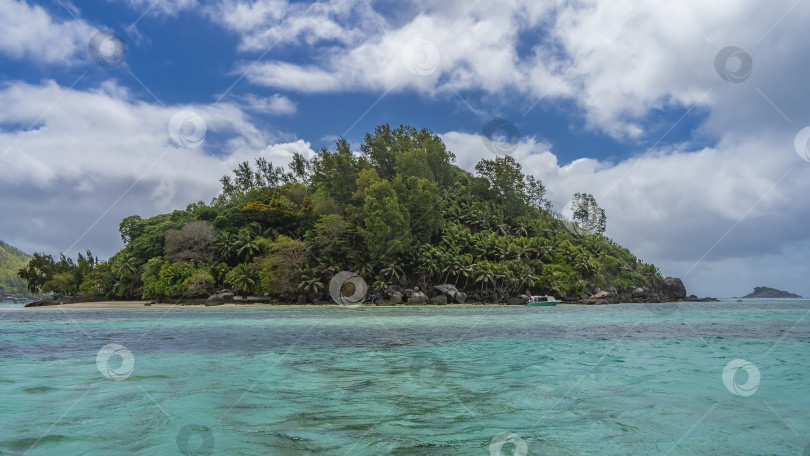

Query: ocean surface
[0,300,808,455]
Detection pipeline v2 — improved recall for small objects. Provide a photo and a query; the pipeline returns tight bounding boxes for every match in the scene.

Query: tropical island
[19,124,698,307]
[741,287,802,299]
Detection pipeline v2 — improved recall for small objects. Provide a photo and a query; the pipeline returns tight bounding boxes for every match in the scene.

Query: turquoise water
[1,300,808,455]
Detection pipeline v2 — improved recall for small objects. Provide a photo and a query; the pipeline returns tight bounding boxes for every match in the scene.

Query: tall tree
[311,138,363,204]
[164,221,217,263]
[392,175,442,243]
[358,180,411,261]
[361,123,399,180]
[525,175,548,210]
[18,253,56,293]
[571,193,607,235]
[474,156,528,219]
[288,152,312,185]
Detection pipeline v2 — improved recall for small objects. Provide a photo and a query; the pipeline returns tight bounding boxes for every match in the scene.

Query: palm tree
[514,238,533,261]
[371,275,386,293]
[226,264,256,301]
[441,254,462,284]
[353,260,375,279]
[237,233,261,261]
[475,262,495,294]
[471,234,490,259]
[298,271,325,296]
[381,261,404,284]
[113,255,138,279]
[520,272,539,294]
[574,253,598,278]
[495,239,510,261]
[111,255,139,297]
[314,253,341,279]
[514,219,529,237]
[492,262,509,296]
[466,207,485,230]
[457,254,474,288]
[586,235,604,255]
[416,249,439,282]
[534,239,553,261]
[217,232,239,263]
[246,222,263,238]
[211,262,229,287]
[540,266,568,297]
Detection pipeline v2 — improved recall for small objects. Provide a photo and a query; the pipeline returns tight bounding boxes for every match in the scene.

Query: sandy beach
[22,300,336,309]
[20,301,550,309]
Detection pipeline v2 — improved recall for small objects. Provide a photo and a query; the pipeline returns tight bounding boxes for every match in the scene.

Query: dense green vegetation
[18,123,663,303]
[0,240,33,297]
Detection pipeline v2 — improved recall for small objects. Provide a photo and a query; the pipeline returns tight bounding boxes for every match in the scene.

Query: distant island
[18,123,711,307]
[742,286,802,299]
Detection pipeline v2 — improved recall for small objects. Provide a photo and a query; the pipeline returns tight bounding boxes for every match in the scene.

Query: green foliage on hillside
[0,241,33,297]
[17,123,663,302]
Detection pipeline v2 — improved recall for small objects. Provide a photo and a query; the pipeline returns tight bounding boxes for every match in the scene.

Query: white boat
[526,295,559,306]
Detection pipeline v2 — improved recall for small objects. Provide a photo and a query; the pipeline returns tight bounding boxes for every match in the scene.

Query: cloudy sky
[1,0,809,298]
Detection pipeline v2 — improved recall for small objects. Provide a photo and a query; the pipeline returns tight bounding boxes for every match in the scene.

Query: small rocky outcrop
[386,284,404,297]
[428,294,447,304]
[684,295,720,302]
[204,290,234,306]
[25,296,80,307]
[507,295,529,305]
[433,284,458,301]
[454,292,467,304]
[662,277,687,300]
[578,289,614,304]
[408,291,428,304]
[632,287,648,297]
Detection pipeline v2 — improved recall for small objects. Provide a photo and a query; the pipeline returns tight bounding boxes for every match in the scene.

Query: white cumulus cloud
[0,0,95,64]
[0,80,314,258]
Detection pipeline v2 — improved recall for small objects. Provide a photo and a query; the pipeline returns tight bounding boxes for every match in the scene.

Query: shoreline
[17,300,589,309]
[12,300,722,309]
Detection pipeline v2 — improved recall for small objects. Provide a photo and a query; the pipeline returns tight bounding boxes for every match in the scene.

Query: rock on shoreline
[575,277,717,305]
[22,276,720,307]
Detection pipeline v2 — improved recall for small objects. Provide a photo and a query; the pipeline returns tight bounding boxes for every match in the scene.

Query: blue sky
[0,0,668,162]
[1,0,810,297]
